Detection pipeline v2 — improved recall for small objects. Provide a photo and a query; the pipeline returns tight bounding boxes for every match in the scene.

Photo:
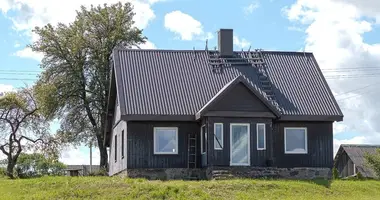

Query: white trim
[256,123,266,150]
[230,123,251,166]
[284,127,308,154]
[354,163,357,174]
[214,123,223,150]
[201,125,206,154]
[153,127,178,155]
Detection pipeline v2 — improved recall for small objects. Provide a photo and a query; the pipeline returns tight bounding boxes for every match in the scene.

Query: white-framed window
[214,123,223,150]
[153,127,178,155]
[256,123,266,150]
[284,127,308,154]
[230,123,250,166]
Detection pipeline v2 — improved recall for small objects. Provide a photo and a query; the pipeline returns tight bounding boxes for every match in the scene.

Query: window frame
[230,123,251,166]
[114,134,117,162]
[121,130,125,159]
[153,127,179,155]
[256,123,266,150]
[284,127,308,154]
[214,123,223,150]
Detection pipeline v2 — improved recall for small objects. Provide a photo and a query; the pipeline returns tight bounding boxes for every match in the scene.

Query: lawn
[0,176,380,200]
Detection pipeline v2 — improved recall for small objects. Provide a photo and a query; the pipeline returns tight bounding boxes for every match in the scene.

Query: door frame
[230,123,251,166]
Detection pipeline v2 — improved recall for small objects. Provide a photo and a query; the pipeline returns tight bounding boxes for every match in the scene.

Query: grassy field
[0,176,380,200]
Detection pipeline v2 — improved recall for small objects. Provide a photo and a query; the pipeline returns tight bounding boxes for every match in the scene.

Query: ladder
[187,133,197,168]
[249,49,281,110]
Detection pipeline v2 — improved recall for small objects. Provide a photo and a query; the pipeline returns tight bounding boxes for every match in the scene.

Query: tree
[0,88,54,178]
[31,2,146,169]
[364,149,380,178]
[16,153,66,178]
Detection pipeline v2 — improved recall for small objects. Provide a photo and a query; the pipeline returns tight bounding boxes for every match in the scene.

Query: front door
[230,123,250,166]
[201,125,207,167]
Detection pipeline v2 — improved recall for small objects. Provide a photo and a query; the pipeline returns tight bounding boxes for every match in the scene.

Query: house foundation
[115,167,331,180]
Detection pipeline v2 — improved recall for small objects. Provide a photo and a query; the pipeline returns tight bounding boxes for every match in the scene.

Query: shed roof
[335,144,380,178]
[112,49,343,120]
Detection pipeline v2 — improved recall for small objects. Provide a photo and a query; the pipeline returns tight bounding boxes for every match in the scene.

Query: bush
[0,168,6,177]
[364,149,380,178]
[332,167,339,179]
[356,172,364,180]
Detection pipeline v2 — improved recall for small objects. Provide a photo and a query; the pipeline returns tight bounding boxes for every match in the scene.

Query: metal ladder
[187,133,197,168]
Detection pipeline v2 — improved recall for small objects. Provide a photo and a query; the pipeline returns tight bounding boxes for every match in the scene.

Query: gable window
[121,130,125,159]
[154,127,178,154]
[214,123,223,150]
[257,123,266,150]
[114,134,117,162]
[284,127,307,154]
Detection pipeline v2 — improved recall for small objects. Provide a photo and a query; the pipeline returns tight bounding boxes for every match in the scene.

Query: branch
[19,136,44,144]
[0,143,10,156]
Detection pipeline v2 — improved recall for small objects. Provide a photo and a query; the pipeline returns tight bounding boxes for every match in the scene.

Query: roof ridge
[113,48,314,54]
[342,144,380,147]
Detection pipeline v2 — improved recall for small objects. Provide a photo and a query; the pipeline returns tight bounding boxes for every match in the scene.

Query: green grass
[0,177,380,200]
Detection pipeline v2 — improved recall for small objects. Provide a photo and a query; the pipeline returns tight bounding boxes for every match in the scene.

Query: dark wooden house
[334,144,379,178]
[104,28,344,179]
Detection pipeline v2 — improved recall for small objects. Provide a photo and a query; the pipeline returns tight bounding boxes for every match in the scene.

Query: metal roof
[112,49,343,120]
[335,144,380,178]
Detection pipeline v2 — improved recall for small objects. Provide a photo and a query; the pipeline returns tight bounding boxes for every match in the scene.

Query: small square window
[284,127,307,154]
[257,123,266,150]
[154,127,178,154]
[214,123,223,150]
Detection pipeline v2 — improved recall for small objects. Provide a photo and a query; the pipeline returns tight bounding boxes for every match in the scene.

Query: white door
[230,123,250,166]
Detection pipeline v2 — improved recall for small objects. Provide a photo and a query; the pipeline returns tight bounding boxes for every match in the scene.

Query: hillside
[0,176,380,200]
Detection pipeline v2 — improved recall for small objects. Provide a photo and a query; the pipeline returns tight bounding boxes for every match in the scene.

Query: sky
[1,0,380,165]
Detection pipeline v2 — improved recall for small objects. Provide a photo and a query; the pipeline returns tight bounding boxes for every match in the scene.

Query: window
[201,125,206,154]
[114,134,117,162]
[121,130,125,159]
[230,123,250,166]
[214,123,223,150]
[257,123,266,150]
[154,127,178,154]
[284,127,307,154]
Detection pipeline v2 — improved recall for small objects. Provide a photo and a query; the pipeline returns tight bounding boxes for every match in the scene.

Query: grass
[0,176,380,200]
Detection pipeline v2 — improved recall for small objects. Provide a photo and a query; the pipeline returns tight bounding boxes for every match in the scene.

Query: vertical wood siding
[273,121,334,168]
[127,121,200,168]
[109,120,127,176]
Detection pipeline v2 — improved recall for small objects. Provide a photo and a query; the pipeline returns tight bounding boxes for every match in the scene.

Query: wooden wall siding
[273,121,334,168]
[206,117,273,167]
[112,98,121,126]
[336,151,349,177]
[109,120,127,176]
[208,83,271,112]
[127,121,200,168]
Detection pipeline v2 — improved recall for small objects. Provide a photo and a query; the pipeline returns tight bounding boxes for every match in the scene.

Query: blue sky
[1,0,380,165]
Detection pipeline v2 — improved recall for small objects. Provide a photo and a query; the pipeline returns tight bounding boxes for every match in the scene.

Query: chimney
[218,29,233,57]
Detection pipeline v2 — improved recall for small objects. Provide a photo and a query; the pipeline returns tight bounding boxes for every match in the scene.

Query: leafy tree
[16,153,66,178]
[31,2,146,169]
[0,88,55,179]
[364,149,380,178]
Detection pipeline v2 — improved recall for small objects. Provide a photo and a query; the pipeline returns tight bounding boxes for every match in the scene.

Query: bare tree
[0,87,54,178]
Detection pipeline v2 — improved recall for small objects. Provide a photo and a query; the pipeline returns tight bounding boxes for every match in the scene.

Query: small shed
[334,144,380,178]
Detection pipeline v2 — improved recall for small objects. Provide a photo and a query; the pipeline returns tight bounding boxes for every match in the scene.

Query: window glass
[214,123,223,149]
[154,128,178,154]
[285,128,307,153]
[257,124,265,150]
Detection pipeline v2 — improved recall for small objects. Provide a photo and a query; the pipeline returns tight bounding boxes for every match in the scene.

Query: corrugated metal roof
[113,49,343,118]
[340,144,380,178]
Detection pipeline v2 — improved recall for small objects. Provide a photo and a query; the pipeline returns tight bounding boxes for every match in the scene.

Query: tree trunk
[97,133,108,170]
[6,158,16,179]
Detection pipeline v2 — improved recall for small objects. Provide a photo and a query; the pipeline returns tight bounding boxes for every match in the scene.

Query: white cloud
[60,145,100,165]
[136,40,157,49]
[164,10,213,41]
[243,1,260,15]
[0,0,160,60]
[233,35,251,49]
[14,47,44,61]
[285,0,380,154]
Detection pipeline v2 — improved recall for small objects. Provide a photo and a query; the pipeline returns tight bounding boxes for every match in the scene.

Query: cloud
[0,0,160,60]
[233,35,251,49]
[243,1,260,15]
[0,84,14,93]
[14,47,44,61]
[285,0,380,154]
[60,145,100,165]
[164,10,213,41]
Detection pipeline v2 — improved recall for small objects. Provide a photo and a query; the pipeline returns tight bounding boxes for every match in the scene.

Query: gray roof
[112,49,343,120]
[336,144,380,178]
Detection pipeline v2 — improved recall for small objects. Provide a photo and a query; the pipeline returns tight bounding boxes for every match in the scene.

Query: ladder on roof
[187,133,197,169]
[246,49,280,110]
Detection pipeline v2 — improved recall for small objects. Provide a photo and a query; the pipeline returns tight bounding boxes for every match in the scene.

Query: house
[334,144,379,179]
[104,29,344,180]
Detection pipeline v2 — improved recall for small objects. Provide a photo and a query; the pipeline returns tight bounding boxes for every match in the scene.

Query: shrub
[332,167,339,179]
[364,149,380,178]
[0,168,6,177]
[89,168,108,176]
[356,172,364,180]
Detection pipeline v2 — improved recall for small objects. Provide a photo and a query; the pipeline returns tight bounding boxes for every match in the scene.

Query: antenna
[205,39,208,51]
